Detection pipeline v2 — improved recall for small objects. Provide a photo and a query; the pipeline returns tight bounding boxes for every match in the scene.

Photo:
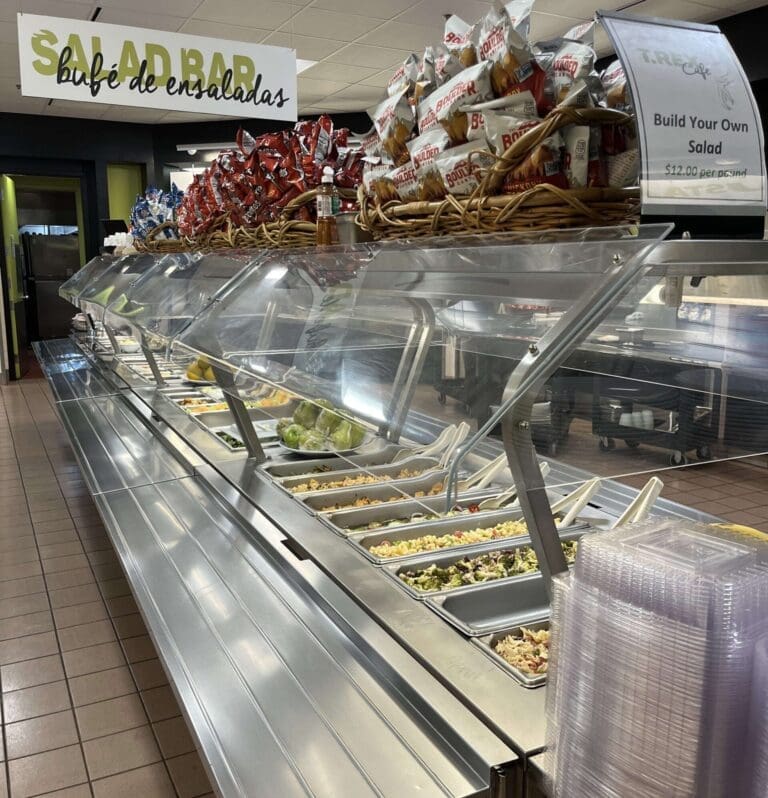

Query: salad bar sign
[599,11,766,216]
[17,14,298,120]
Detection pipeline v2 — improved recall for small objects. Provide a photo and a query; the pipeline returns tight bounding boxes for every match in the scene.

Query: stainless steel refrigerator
[21,234,81,340]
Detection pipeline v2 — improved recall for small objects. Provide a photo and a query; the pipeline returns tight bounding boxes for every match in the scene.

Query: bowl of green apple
[276,399,371,456]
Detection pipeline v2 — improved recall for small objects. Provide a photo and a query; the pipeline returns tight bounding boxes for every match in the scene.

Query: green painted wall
[107,163,145,227]
[1,175,20,378]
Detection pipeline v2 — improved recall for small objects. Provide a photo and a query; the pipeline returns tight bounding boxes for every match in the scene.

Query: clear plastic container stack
[543,519,768,798]
[747,636,768,797]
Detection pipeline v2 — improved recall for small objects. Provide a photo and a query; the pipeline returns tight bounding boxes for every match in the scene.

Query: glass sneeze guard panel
[75,253,159,322]
[103,251,260,350]
[59,255,118,307]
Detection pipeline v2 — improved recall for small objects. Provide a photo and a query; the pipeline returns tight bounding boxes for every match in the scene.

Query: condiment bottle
[316,166,340,246]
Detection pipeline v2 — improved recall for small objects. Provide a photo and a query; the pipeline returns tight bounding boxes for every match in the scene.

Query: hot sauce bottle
[316,166,340,246]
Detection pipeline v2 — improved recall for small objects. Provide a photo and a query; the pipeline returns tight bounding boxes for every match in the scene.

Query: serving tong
[392,422,471,465]
[612,476,664,528]
[477,462,552,511]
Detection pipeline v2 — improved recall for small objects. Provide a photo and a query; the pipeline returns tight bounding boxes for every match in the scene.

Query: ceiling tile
[45,99,108,118]
[97,7,187,31]
[279,7,381,41]
[534,0,626,16]
[179,20,271,43]
[10,0,94,23]
[262,32,346,60]
[357,67,395,88]
[298,76,349,96]
[623,0,714,23]
[302,61,377,82]
[327,43,415,69]
[96,0,202,14]
[193,0,300,29]
[1,98,49,114]
[0,20,17,43]
[319,97,371,111]
[106,107,169,122]
[395,0,490,28]
[0,44,19,78]
[356,21,435,52]
[310,0,414,19]
[530,11,585,41]
[328,83,383,102]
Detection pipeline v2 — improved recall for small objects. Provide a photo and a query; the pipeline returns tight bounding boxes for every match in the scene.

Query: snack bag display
[389,161,421,202]
[407,128,452,199]
[563,125,589,188]
[418,62,493,142]
[483,110,540,155]
[388,53,419,98]
[602,59,631,111]
[433,44,464,86]
[369,89,416,166]
[465,92,538,142]
[444,14,478,68]
[500,132,567,193]
[434,142,495,196]
[552,40,595,104]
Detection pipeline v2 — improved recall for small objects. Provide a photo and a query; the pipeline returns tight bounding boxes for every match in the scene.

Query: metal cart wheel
[599,437,615,451]
[696,445,712,461]
[670,451,688,466]
[625,439,640,449]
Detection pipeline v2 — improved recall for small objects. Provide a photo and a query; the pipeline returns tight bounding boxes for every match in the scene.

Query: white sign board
[17,14,298,121]
[599,12,766,217]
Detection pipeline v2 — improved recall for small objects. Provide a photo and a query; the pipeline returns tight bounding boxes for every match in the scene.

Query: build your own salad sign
[599,11,766,216]
[17,13,298,121]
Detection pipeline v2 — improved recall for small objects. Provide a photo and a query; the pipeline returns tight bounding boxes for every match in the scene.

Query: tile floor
[1,368,767,797]
[0,377,213,798]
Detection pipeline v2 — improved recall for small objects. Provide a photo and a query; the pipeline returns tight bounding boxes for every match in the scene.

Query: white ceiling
[0,0,765,124]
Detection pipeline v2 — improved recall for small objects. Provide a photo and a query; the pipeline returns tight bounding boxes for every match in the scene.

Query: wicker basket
[358,106,640,240]
[133,221,189,253]
[181,187,359,251]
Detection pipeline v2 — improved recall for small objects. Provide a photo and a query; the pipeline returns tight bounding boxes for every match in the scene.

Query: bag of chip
[366,165,398,202]
[434,142,496,196]
[501,132,567,193]
[407,128,452,200]
[433,44,464,87]
[444,14,478,68]
[418,61,493,143]
[587,124,607,187]
[360,126,382,159]
[480,107,541,155]
[607,149,639,188]
[464,92,538,142]
[602,59,630,111]
[563,124,589,188]
[552,40,595,104]
[388,53,419,97]
[388,160,421,202]
[563,20,595,45]
[478,0,545,107]
[368,88,415,166]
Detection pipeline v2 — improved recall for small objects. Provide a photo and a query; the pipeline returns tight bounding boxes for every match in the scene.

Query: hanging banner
[17,13,298,121]
[599,11,766,217]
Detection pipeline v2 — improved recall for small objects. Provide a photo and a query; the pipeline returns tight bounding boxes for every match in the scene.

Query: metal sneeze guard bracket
[444,227,673,594]
[212,365,267,463]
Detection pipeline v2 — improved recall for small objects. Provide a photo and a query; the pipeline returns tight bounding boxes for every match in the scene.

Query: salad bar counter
[37,230,768,797]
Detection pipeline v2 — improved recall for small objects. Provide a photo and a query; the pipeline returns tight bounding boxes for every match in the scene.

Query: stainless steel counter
[35,339,520,798]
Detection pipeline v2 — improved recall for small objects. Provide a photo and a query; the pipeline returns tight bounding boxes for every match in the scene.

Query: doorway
[0,176,85,380]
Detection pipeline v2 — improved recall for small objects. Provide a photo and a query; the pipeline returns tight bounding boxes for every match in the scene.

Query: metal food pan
[425,573,551,637]
[347,508,532,565]
[193,407,284,430]
[301,472,450,514]
[381,528,588,598]
[263,443,409,478]
[210,426,246,452]
[279,456,442,495]
[324,492,502,535]
[471,620,551,688]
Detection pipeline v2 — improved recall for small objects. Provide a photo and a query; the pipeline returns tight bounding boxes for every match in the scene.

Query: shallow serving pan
[471,620,551,688]
[380,527,588,597]
[210,426,246,452]
[263,442,409,479]
[323,492,503,536]
[279,456,443,495]
[300,471,451,514]
[425,572,551,637]
[347,508,534,565]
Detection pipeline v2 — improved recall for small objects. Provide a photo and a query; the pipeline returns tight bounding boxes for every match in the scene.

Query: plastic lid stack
[543,519,768,798]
